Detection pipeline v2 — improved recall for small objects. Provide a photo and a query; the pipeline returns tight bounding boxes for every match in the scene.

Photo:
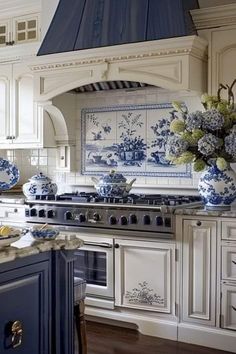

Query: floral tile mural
[81,103,191,177]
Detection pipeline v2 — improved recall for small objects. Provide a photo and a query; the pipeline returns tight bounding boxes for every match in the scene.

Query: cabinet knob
[232,260,236,265]
[11,320,23,348]
[114,243,120,248]
[196,221,202,226]
[232,305,236,311]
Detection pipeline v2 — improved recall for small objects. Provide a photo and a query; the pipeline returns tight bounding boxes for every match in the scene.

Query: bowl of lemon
[0,225,21,248]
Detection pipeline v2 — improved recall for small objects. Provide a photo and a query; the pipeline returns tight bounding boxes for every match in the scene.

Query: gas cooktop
[25,192,202,235]
[28,192,202,207]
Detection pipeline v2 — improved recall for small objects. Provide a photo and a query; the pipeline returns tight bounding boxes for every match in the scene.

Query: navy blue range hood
[38,0,199,56]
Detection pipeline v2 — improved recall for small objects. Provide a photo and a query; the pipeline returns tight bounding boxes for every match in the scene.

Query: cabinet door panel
[222,246,236,280]
[182,220,217,326]
[13,63,40,144]
[221,283,236,330]
[0,261,49,354]
[115,239,175,313]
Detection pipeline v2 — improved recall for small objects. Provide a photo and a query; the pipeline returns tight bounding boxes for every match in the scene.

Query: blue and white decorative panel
[81,104,191,177]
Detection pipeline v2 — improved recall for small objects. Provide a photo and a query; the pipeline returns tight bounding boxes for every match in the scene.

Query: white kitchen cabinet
[182,219,217,326]
[221,282,236,330]
[0,62,42,148]
[115,239,175,313]
[0,13,39,46]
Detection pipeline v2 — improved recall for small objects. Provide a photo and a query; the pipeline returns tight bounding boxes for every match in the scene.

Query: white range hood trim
[31,35,208,102]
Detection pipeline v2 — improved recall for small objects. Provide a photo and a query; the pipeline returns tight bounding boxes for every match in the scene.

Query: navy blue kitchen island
[0,235,83,354]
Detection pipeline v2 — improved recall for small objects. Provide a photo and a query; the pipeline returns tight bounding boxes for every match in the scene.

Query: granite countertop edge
[175,208,236,217]
[0,234,83,265]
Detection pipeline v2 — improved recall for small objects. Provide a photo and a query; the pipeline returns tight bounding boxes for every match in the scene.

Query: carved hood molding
[31,35,208,102]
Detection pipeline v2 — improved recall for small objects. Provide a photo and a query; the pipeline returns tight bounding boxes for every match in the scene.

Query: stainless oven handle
[83,241,113,249]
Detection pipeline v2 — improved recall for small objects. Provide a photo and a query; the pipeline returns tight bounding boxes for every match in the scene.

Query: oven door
[74,235,114,299]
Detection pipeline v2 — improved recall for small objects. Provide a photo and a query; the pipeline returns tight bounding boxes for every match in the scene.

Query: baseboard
[178,323,236,353]
[85,307,178,340]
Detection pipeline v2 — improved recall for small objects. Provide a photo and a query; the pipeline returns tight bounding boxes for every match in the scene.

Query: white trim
[191,4,236,30]
[178,323,236,353]
[85,306,178,340]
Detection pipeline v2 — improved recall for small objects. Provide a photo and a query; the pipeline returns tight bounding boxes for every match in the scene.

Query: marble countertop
[0,233,83,265]
[175,207,236,217]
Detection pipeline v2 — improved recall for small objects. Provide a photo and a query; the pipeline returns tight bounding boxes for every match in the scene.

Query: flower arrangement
[165,80,236,172]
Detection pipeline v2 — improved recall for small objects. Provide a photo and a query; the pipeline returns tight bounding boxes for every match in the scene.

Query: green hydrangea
[193,159,206,172]
[192,129,205,141]
[172,101,182,111]
[216,157,228,171]
[175,152,195,164]
[170,119,185,133]
[181,131,195,145]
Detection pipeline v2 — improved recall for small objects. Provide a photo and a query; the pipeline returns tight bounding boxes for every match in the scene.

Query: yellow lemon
[0,225,12,237]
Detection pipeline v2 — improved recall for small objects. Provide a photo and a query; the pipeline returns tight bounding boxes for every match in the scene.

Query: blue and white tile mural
[81,103,191,177]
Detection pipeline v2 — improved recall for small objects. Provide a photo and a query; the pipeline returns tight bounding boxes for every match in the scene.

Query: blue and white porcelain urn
[91,170,136,198]
[23,172,58,199]
[198,164,236,210]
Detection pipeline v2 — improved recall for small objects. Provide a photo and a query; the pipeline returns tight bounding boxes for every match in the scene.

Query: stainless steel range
[25,193,202,236]
[25,192,202,308]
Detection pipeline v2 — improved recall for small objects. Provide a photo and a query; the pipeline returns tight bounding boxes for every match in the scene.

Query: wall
[2,86,204,195]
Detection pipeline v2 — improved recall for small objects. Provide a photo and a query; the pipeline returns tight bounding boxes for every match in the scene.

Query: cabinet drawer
[221,283,236,330]
[222,246,236,280]
[222,221,236,240]
[0,206,26,221]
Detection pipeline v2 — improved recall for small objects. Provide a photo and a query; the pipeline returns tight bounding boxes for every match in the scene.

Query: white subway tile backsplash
[4,86,199,193]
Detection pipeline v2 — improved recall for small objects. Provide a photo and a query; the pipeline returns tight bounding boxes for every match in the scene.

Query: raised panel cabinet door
[221,283,236,330]
[115,239,175,313]
[12,62,41,145]
[0,65,12,144]
[182,219,217,326]
[0,261,49,354]
[211,27,236,95]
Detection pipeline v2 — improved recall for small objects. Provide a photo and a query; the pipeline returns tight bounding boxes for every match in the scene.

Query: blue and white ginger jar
[23,173,57,199]
[91,170,136,198]
[198,165,236,210]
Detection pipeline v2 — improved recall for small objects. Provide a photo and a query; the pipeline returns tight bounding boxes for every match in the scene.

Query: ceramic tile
[30,156,38,166]
[81,103,191,178]
[39,157,48,166]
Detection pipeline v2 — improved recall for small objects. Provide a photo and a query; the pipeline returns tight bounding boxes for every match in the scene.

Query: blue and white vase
[198,164,236,210]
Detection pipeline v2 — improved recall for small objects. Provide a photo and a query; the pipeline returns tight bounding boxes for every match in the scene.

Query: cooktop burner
[32,192,202,206]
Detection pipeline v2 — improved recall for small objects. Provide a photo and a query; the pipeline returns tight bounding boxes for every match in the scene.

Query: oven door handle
[83,241,113,249]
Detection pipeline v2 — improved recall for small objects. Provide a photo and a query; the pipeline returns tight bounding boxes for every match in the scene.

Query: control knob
[109,215,117,225]
[120,215,128,225]
[156,216,163,226]
[47,209,55,218]
[129,214,137,224]
[78,213,86,223]
[143,214,151,225]
[93,213,100,222]
[30,208,37,217]
[38,209,46,218]
[65,211,73,220]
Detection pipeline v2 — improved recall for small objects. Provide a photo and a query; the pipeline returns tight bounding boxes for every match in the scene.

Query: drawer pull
[196,221,202,226]
[232,306,236,311]
[11,320,23,348]
[232,260,236,265]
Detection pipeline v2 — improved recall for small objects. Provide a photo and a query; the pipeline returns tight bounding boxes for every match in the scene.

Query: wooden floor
[87,321,234,354]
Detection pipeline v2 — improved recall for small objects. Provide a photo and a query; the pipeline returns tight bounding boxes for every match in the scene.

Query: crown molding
[0,0,40,18]
[30,35,208,72]
[191,4,236,30]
